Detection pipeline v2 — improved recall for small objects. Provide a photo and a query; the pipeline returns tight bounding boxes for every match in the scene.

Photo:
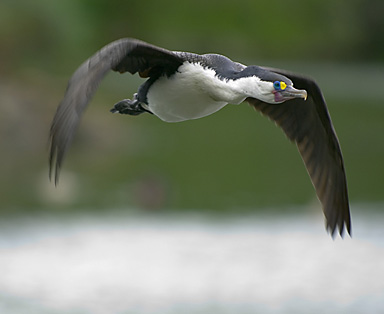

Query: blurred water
[0,205,383,314]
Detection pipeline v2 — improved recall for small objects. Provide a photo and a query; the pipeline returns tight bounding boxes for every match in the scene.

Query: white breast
[146,62,250,123]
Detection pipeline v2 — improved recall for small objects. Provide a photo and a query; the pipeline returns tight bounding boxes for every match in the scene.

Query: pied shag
[49,38,351,236]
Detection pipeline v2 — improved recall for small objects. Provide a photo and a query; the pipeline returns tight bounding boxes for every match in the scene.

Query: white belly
[146,62,247,123]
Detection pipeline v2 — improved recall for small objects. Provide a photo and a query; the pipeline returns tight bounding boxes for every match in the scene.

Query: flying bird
[49,38,351,236]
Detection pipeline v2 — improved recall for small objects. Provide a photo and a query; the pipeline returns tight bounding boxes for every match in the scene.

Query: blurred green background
[1,0,383,215]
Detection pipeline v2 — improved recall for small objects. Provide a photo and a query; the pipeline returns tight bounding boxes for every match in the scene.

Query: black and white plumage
[49,38,351,236]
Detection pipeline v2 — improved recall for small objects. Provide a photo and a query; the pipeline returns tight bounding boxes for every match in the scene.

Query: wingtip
[326,220,352,238]
[48,144,61,187]
[48,161,60,187]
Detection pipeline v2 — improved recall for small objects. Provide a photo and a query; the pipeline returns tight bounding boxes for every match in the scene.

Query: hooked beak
[274,86,307,103]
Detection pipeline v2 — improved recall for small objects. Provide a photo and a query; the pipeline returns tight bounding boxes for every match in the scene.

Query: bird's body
[49,38,351,236]
[146,60,256,122]
[119,52,296,122]
[146,61,233,122]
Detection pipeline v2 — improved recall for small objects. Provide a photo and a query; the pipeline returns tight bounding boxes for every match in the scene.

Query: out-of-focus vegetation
[1,0,384,214]
[2,0,384,74]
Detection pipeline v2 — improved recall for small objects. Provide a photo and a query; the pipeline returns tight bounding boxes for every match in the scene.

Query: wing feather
[247,68,351,236]
[49,38,184,184]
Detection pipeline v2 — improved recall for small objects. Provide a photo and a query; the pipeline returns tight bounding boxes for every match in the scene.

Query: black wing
[247,68,351,236]
[49,38,184,184]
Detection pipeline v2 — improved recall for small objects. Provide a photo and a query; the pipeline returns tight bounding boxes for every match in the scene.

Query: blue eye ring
[273,81,281,90]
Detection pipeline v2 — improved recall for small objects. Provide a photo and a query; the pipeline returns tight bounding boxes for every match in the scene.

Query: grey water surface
[0,205,383,314]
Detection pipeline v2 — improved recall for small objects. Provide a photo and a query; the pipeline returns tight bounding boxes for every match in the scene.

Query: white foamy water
[0,206,383,314]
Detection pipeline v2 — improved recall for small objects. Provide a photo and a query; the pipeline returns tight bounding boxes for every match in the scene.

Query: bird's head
[243,66,308,104]
[269,79,308,104]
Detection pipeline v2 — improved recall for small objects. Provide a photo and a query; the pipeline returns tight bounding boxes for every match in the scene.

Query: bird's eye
[273,81,287,91]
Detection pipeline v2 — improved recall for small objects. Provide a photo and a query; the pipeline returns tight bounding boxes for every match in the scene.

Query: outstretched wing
[49,38,184,184]
[247,68,351,236]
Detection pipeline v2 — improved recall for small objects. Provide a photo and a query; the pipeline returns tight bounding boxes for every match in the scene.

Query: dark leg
[110,93,152,115]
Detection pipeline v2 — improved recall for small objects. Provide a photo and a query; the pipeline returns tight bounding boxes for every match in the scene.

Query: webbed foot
[110,94,151,116]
